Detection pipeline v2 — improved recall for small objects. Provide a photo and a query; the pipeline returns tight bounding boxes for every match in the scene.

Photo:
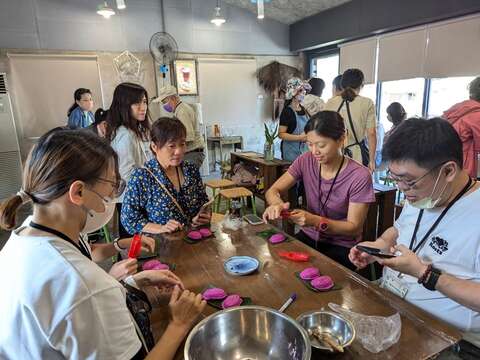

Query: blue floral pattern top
[120,158,208,235]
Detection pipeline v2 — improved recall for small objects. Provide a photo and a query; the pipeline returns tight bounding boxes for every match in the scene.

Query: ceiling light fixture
[116,0,126,10]
[257,0,264,19]
[210,0,226,26]
[97,1,115,18]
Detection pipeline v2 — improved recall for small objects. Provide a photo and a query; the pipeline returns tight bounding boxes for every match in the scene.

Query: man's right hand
[262,202,290,223]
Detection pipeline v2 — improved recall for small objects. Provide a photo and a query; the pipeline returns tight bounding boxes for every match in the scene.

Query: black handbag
[337,100,370,166]
[123,283,155,356]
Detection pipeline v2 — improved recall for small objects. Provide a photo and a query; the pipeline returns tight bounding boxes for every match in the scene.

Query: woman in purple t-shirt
[263,111,375,269]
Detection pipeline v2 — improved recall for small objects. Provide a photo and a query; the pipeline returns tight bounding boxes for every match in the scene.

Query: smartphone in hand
[356,245,397,259]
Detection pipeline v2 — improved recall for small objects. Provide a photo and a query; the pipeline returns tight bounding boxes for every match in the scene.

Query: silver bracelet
[113,238,125,252]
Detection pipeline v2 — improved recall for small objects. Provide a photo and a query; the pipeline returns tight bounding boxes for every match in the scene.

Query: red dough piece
[311,275,334,291]
[269,233,286,244]
[280,209,291,219]
[187,230,202,240]
[221,294,243,309]
[199,228,212,238]
[279,251,310,262]
[202,288,227,300]
[300,267,320,280]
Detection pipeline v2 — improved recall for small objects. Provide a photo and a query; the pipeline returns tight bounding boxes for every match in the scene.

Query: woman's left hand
[192,210,212,227]
[288,209,317,227]
[119,235,156,253]
[377,244,428,279]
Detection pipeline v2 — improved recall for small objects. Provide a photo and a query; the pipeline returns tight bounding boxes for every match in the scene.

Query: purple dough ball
[199,228,212,238]
[269,233,286,244]
[222,294,243,309]
[202,288,227,300]
[311,275,334,291]
[300,267,320,280]
[187,230,202,240]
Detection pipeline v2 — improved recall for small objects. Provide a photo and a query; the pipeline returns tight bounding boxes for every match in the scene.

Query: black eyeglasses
[96,177,126,197]
[386,163,444,190]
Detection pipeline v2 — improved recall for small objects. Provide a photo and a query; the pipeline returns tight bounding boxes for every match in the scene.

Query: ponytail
[67,103,79,117]
[341,88,357,102]
[0,195,25,230]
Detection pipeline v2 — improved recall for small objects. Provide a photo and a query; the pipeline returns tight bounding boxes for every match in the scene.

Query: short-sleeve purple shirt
[288,152,375,248]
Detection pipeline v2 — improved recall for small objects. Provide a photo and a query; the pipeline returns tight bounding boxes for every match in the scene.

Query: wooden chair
[205,179,236,212]
[218,187,256,216]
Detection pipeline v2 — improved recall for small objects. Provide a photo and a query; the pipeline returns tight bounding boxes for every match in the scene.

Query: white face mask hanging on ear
[81,190,116,234]
[409,166,449,210]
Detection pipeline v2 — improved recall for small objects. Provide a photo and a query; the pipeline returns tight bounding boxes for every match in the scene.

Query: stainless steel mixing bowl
[185,305,311,360]
[296,310,355,351]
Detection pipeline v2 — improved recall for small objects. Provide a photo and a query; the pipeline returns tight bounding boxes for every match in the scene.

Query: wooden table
[150,223,461,359]
[207,136,243,171]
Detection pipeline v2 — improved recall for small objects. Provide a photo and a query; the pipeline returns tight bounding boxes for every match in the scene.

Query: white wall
[0,0,291,55]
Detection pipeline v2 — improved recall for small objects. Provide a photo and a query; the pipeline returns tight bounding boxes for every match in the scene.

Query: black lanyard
[29,221,92,260]
[409,178,473,254]
[318,156,345,217]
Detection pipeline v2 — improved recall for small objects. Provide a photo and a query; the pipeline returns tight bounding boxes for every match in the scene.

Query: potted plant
[264,123,278,161]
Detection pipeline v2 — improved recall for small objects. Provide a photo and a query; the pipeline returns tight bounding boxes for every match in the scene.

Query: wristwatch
[423,266,442,291]
[113,237,126,252]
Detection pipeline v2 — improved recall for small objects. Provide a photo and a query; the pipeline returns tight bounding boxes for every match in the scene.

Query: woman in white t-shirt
[0,129,205,360]
[106,83,154,237]
[325,69,377,171]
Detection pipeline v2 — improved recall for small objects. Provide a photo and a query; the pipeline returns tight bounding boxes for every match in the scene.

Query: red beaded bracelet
[417,264,433,284]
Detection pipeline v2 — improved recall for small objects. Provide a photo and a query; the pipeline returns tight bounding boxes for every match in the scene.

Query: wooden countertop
[150,222,461,359]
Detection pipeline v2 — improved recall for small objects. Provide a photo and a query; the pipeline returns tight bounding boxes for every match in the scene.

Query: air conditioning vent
[0,73,6,94]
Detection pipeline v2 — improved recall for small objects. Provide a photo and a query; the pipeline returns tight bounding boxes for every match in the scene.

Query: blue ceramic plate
[224,256,259,276]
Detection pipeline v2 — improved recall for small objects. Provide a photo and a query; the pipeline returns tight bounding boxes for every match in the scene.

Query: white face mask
[296,94,305,104]
[409,168,448,209]
[82,190,115,234]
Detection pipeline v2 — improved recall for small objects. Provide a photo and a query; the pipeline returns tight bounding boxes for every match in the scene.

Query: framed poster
[174,59,198,95]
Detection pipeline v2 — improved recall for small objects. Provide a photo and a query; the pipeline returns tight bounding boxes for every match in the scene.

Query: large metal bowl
[185,305,311,360]
[296,311,355,351]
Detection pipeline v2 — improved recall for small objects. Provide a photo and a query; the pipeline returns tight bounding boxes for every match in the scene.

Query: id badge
[381,270,410,299]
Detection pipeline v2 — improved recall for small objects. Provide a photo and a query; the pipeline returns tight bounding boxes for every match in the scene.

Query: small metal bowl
[185,305,311,360]
[296,311,355,352]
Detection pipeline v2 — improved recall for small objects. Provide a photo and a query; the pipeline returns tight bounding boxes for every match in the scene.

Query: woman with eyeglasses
[263,111,375,269]
[0,129,206,359]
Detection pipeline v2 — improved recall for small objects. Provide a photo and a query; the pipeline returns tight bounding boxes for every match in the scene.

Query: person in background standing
[155,85,205,169]
[67,88,95,129]
[106,83,152,237]
[303,78,326,117]
[325,69,377,172]
[384,102,406,144]
[443,76,480,178]
[332,75,343,98]
[279,77,312,162]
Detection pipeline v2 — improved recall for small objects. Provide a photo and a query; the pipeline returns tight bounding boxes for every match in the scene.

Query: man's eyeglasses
[96,177,126,197]
[386,163,443,190]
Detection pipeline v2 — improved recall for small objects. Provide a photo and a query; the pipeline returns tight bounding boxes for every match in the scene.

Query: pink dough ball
[187,230,202,240]
[269,233,286,244]
[311,275,334,291]
[221,294,243,309]
[202,288,227,300]
[300,267,320,280]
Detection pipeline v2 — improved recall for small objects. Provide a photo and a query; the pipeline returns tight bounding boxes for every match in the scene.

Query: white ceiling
[222,0,352,24]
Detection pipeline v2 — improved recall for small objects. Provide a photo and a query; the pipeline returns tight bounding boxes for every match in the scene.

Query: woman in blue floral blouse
[121,117,210,235]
